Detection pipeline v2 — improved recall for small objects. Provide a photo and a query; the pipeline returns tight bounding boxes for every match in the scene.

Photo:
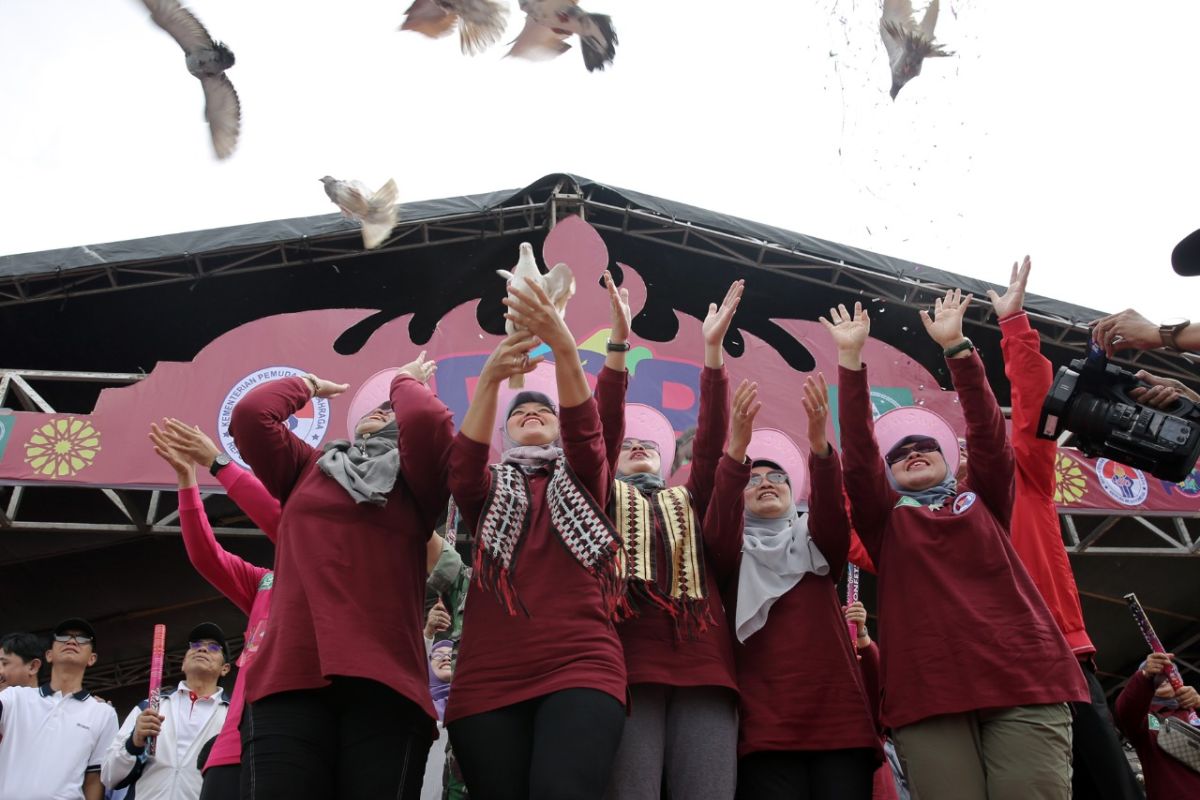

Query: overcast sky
[2,0,1197,321]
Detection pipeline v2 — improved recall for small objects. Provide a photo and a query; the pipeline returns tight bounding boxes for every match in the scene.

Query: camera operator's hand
[986,256,1031,320]
[1090,308,1159,356]
[1131,370,1200,409]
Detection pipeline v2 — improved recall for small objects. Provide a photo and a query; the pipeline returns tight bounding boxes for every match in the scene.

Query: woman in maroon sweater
[826,292,1089,800]
[711,374,881,798]
[446,281,626,800]
[597,275,742,800]
[228,355,454,799]
[1114,651,1200,799]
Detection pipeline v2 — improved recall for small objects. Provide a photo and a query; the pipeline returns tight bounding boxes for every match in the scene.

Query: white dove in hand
[508,0,618,73]
[140,0,241,159]
[880,0,952,100]
[320,176,400,251]
[497,242,576,388]
[401,0,510,56]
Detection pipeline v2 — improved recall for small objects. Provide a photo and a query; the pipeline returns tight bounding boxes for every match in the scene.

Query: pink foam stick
[1124,593,1200,726]
[846,564,861,643]
[146,624,166,756]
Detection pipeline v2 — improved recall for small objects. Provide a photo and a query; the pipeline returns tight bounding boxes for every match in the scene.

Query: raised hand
[148,421,195,484]
[1142,651,1174,678]
[503,280,573,353]
[304,375,350,399]
[820,302,871,369]
[726,379,761,462]
[398,351,438,384]
[703,279,744,348]
[479,331,544,389]
[986,256,1031,320]
[801,373,831,456]
[162,419,221,468]
[424,599,451,639]
[920,288,973,350]
[604,270,631,344]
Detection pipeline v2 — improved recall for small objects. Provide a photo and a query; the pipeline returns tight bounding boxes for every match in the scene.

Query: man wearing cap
[101,623,231,800]
[0,618,119,800]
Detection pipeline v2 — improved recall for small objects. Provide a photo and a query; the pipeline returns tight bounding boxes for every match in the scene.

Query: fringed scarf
[474,457,623,617]
[612,478,714,638]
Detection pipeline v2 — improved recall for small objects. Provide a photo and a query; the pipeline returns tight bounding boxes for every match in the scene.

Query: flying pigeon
[497,242,576,388]
[140,0,241,159]
[320,176,400,250]
[880,0,952,99]
[400,0,510,55]
[508,0,618,72]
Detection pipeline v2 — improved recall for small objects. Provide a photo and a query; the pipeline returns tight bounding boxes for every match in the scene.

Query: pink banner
[1,215,1198,515]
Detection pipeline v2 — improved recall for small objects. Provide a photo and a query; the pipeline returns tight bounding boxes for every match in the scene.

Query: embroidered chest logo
[257,572,274,591]
[952,492,977,515]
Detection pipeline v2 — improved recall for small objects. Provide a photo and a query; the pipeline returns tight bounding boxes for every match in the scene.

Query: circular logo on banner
[1094,458,1149,507]
[218,366,331,468]
[869,390,905,420]
[952,491,977,515]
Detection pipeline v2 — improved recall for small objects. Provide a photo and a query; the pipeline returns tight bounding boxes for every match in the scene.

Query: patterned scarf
[612,478,713,637]
[474,458,623,616]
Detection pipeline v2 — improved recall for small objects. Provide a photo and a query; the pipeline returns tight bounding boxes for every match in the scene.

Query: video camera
[1038,342,1200,482]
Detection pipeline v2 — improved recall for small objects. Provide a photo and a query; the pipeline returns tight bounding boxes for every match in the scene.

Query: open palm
[820,302,871,351]
[703,280,744,347]
[987,256,1030,320]
[920,288,973,347]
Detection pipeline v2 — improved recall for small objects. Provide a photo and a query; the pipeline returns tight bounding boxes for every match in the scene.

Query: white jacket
[101,686,228,800]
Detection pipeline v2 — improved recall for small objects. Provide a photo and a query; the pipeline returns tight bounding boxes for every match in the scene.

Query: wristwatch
[1159,318,1191,351]
[606,339,631,352]
[943,338,975,359]
[209,453,232,478]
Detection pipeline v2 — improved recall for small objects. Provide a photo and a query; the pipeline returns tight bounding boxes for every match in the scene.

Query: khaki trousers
[892,703,1073,800]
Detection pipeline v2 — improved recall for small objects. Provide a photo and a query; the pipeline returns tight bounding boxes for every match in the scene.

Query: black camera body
[1038,343,1200,482]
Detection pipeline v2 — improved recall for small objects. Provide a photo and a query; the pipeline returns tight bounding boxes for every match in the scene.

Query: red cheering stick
[146,624,166,756]
[846,563,861,643]
[1124,593,1200,726]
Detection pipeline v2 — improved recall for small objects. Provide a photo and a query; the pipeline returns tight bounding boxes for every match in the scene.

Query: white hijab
[736,505,830,642]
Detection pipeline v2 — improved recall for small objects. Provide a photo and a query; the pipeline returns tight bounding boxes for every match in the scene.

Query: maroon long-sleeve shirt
[229,374,453,720]
[838,354,1088,729]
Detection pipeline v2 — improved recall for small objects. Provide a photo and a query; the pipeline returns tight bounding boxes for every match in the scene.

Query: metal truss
[1104,627,1200,698]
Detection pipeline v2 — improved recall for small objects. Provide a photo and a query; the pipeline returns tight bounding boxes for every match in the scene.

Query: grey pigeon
[400,0,510,56]
[320,176,400,250]
[508,0,617,72]
[140,0,241,159]
[880,0,952,99]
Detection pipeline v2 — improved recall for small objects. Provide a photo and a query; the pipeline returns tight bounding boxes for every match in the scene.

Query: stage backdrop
[1,215,1197,515]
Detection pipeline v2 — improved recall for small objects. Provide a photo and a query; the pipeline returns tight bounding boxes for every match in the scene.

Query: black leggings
[240,677,433,800]
[735,748,877,800]
[1071,660,1145,800]
[447,688,625,800]
[199,765,240,800]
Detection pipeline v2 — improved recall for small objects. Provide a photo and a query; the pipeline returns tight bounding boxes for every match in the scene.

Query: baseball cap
[188,622,229,661]
[53,618,97,645]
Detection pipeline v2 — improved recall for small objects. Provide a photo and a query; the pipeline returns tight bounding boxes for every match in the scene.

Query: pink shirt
[179,467,281,771]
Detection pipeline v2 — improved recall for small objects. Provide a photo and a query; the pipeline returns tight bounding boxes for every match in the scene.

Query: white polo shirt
[0,683,119,800]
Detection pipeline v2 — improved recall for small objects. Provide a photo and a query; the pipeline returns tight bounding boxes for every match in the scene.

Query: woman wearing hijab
[596,275,743,800]
[703,374,880,798]
[229,354,452,800]
[445,280,626,800]
[1114,652,1200,799]
[826,292,1089,800]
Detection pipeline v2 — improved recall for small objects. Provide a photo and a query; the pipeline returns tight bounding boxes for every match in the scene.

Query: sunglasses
[747,471,788,488]
[884,437,941,466]
[53,633,93,645]
[620,439,660,452]
[189,641,223,654]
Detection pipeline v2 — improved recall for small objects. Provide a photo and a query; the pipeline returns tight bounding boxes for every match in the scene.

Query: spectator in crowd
[990,257,1145,800]
[421,639,467,800]
[446,280,626,800]
[595,275,743,800]
[102,623,231,800]
[712,374,880,799]
[845,601,907,800]
[146,420,282,800]
[1114,652,1200,800]
[828,291,1089,800]
[228,353,452,799]
[0,618,119,800]
[0,632,45,690]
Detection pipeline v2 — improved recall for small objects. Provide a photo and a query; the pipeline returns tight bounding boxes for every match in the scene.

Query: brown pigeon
[401,0,510,56]
[508,0,617,72]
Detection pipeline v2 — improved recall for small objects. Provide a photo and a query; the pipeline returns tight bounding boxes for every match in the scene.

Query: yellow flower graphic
[1054,452,1087,504]
[24,417,101,478]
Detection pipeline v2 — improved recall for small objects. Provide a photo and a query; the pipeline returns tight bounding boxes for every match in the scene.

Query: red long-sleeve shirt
[1000,311,1095,656]
[229,374,453,720]
[445,397,626,723]
[595,365,739,691]
[838,354,1088,729]
[1115,670,1200,799]
[716,449,881,758]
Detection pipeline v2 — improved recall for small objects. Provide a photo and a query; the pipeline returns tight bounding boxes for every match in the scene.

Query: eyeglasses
[620,439,660,452]
[188,641,223,654]
[884,437,941,466]
[747,471,788,488]
[431,651,456,663]
[53,633,93,645]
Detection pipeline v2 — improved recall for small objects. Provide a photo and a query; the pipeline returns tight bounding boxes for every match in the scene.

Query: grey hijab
[736,506,830,642]
[317,419,400,506]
